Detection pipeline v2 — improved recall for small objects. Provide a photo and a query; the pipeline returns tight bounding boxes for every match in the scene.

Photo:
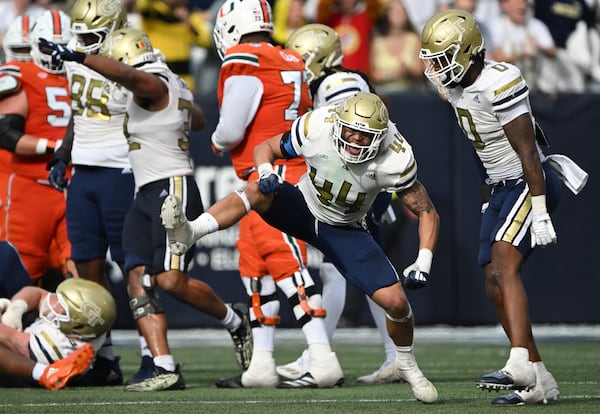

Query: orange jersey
[218,42,311,180]
[2,62,70,181]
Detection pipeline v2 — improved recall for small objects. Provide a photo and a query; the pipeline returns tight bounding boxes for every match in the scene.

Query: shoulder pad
[0,75,21,97]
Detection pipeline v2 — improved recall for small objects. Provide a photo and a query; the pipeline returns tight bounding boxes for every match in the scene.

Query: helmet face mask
[213,0,273,60]
[333,92,388,164]
[30,10,73,74]
[70,0,127,53]
[420,9,484,89]
[41,278,116,340]
[286,23,343,84]
[3,15,35,62]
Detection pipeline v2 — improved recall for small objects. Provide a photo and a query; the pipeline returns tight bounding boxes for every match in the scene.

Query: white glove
[401,249,433,290]
[530,195,557,247]
[1,299,28,331]
[0,298,10,313]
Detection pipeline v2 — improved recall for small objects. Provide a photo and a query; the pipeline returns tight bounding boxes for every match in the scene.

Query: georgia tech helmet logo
[82,301,105,327]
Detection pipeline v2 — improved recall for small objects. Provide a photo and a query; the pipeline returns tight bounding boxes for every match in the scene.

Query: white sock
[153,355,176,372]
[367,296,396,363]
[190,213,219,238]
[139,336,152,358]
[509,347,530,365]
[319,262,346,340]
[220,305,241,332]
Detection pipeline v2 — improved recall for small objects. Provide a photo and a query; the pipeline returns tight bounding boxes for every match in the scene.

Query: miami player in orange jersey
[0,9,74,289]
[176,0,343,388]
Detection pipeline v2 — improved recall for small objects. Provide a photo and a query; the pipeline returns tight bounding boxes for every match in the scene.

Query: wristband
[416,248,433,274]
[257,163,274,177]
[35,138,54,154]
[531,195,547,215]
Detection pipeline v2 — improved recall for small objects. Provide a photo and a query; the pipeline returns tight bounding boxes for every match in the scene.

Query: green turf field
[1,328,598,414]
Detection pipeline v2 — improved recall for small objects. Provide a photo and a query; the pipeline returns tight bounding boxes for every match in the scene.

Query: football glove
[530,195,557,247]
[38,38,86,65]
[48,160,68,192]
[401,249,433,290]
[1,298,28,331]
[257,163,282,193]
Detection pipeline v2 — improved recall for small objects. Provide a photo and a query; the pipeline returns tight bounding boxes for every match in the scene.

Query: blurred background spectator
[316,0,382,75]
[369,0,425,92]
[136,0,212,92]
[273,0,307,45]
[489,0,556,92]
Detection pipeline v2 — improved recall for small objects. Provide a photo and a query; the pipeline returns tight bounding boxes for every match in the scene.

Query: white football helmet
[30,9,73,74]
[3,14,36,62]
[333,92,389,164]
[70,0,128,53]
[420,9,484,89]
[40,278,117,340]
[286,23,343,84]
[213,0,274,60]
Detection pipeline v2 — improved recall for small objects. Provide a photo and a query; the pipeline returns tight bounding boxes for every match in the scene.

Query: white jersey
[446,60,544,184]
[312,71,370,108]
[290,106,417,225]
[25,317,104,364]
[124,67,195,189]
[65,39,130,168]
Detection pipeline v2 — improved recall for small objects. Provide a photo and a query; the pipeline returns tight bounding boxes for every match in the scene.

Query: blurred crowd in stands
[1,0,599,96]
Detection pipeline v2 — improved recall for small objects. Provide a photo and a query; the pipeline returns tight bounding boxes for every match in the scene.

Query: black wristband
[46,146,71,170]
[72,51,86,64]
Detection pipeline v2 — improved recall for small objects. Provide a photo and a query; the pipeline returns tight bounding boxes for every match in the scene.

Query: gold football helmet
[70,0,127,53]
[41,278,117,339]
[419,9,484,89]
[286,23,343,84]
[333,92,389,164]
[99,28,156,66]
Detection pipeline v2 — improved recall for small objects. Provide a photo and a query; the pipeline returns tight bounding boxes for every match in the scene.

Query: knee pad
[385,303,412,324]
[242,275,280,326]
[278,269,326,327]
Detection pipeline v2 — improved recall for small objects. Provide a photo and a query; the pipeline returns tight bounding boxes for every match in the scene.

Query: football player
[0,10,73,291]
[419,8,587,406]
[0,278,115,388]
[161,92,440,403]
[279,23,401,386]
[39,27,253,392]
[44,0,132,386]
[198,0,343,389]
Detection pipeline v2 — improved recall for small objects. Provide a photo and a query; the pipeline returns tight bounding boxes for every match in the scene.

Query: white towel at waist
[545,154,589,195]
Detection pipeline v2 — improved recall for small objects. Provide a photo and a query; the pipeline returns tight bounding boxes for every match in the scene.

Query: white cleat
[356,359,402,384]
[276,349,309,380]
[160,194,195,256]
[396,352,439,404]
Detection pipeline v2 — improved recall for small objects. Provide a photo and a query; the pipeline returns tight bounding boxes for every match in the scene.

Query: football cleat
[395,351,439,403]
[228,303,253,370]
[492,370,559,405]
[476,366,535,392]
[356,359,402,384]
[39,343,94,391]
[276,350,308,380]
[215,374,244,388]
[161,194,195,256]
[69,355,123,386]
[277,373,345,389]
[124,355,156,386]
[124,364,185,392]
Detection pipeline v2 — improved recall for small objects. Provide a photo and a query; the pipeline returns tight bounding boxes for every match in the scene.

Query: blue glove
[37,38,86,66]
[48,160,68,192]
[400,269,428,290]
[259,172,282,193]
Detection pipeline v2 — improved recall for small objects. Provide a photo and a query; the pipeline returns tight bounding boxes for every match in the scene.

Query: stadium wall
[112,92,599,329]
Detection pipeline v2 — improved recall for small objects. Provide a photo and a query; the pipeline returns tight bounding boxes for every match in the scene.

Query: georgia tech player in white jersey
[420,9,587,406]
[283,23,400,385]
[161,92,441,403]
[38,27,252,392]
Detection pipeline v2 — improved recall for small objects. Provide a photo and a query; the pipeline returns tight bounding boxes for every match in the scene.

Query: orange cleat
[39,343,94,391]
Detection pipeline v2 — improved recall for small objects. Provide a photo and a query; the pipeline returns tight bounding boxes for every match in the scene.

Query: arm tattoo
[398,180,434,217]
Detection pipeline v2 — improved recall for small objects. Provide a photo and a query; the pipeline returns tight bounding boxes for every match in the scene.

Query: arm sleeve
[211,75,263,152]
